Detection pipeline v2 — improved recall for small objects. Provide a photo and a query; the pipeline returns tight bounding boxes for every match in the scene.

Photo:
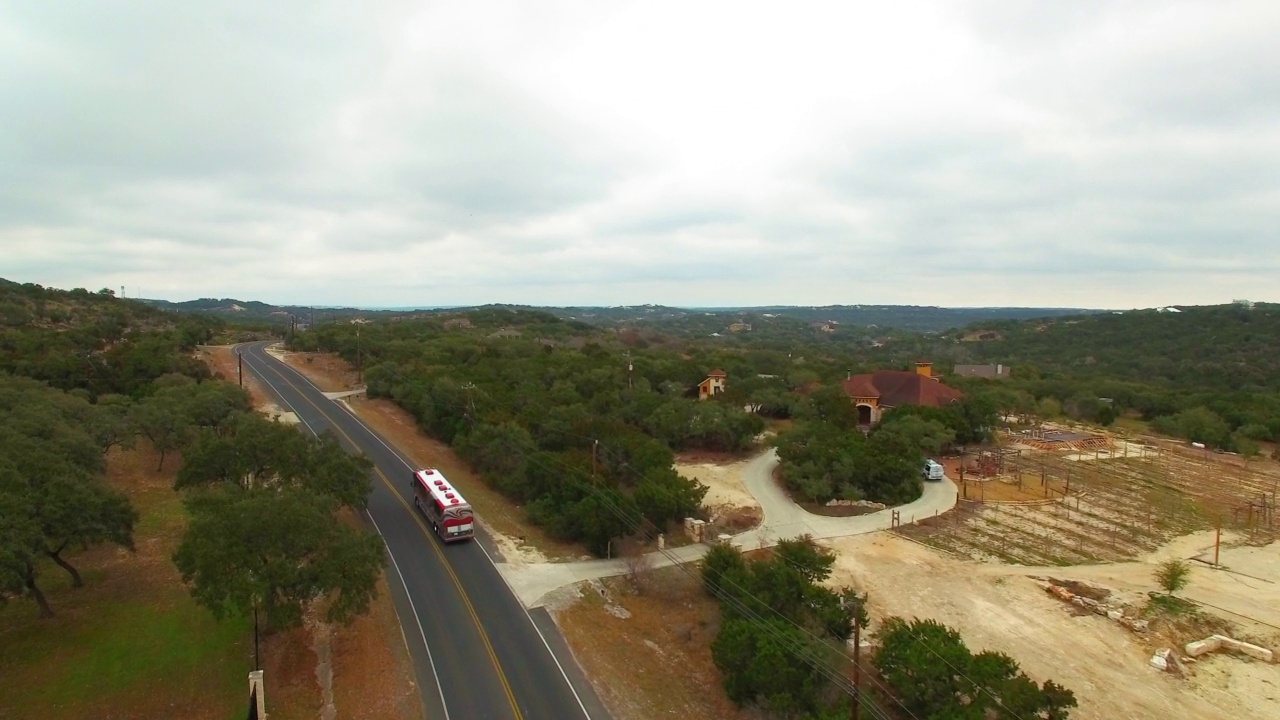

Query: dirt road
[823,532,1280,720]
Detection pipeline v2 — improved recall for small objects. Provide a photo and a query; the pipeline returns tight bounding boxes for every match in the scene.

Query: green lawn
[0,580,251,719]
[0,446,255,720]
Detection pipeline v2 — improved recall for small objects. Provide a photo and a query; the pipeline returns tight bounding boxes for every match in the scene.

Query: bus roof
[414,468,469,509]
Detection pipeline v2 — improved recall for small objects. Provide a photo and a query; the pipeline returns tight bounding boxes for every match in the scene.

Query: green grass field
[0,579,251,719]
[0,447,255,720]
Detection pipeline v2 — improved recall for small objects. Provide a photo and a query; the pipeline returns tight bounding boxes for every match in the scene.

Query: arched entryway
[856,404,873,425]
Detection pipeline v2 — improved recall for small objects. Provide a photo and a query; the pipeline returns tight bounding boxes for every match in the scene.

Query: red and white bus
[411,468,475,542]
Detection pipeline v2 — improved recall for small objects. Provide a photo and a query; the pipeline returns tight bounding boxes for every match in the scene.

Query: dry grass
[553,567,751,720]
[196,345,273,408]
[956,475,1071,503]
[330,574,421,720]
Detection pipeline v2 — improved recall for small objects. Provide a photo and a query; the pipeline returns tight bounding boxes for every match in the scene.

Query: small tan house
[698,369,727,400]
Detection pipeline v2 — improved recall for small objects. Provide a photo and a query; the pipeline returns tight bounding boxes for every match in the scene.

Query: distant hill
[721,305,1103,333]
[136,297,431,326]
[0,278,170,329]
[532,304,1101,334]
[134,297,1108,336]
[0,278,216,396]
[939,302,1280,392]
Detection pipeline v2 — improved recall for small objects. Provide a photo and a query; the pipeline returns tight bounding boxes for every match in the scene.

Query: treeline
[1,368,384,625]
[0,280,221,397]
[971,305,1280,449]
[795,303,1280,450]
[290,308,1012,551]
[1,281,383,628]
[700,539,1076,718]
[291,311,797,553]
[0,369,250,616]
[0,375,139,617]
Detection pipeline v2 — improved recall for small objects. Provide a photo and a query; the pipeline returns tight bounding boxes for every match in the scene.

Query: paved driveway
[500,448,958,606]
[732,449,958,548]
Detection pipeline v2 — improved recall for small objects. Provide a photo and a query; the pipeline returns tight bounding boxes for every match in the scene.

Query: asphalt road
[237,341,609,720]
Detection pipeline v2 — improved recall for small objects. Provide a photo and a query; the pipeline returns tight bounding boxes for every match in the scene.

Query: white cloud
[1,0,1278,308]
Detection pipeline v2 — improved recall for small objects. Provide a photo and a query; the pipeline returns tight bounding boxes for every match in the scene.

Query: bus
[411,468,475,542]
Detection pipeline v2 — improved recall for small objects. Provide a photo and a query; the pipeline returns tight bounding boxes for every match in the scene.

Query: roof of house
[953,364,1010,378]
[841,371,963,408]
[706,369,727,378]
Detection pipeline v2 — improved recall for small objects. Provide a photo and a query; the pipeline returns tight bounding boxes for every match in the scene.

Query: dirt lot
[823,532,1280,720]
[674,453,761,515]
[550,568,752,720]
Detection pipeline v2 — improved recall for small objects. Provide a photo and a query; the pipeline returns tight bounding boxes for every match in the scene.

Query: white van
[923,459,944,481]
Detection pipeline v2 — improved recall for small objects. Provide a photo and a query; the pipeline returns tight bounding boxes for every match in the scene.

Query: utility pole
[850,620,862,720]
[625,352,633,390]
[592,439,599,479]
[237,350,243,387]
[253,603,260,672]
[356,322,362,384]
[461,382,477,420]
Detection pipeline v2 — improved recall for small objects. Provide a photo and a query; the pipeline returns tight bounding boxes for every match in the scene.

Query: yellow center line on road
[242,347,525,720]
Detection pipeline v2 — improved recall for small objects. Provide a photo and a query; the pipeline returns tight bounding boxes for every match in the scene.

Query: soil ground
[674,452,761,516]
[823,532,1280,720]
[201,345,419,720]
[673,453,764,537]
[549,567,752,720]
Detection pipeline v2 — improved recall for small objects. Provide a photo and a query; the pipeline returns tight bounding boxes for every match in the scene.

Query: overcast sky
[2,1,1277,309]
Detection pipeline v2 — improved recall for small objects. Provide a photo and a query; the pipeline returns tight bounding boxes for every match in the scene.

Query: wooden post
[851,621,862,720]
[237,351,243,387]
[248,670,266,720]
[1214,525,1221,566]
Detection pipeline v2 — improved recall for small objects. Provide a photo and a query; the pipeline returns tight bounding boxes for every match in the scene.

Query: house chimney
[915,361,933,378]
[847,370,851,380]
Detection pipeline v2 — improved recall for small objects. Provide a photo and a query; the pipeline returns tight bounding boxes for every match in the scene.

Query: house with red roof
[841,361,963,426]
[698,369,727,400]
